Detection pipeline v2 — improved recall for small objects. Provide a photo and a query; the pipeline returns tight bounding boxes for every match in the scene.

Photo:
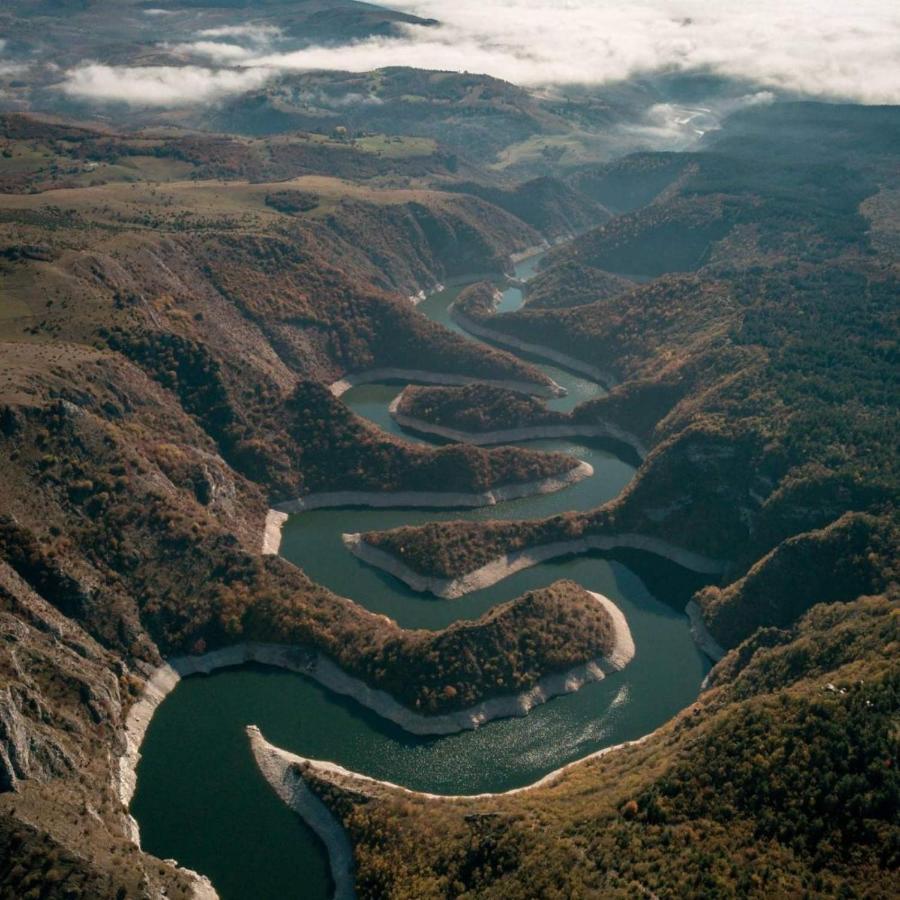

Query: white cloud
[162,22,282,64]
[616,92,775,149]
[142,8,174,15]
[168,41,257,63]
[196,24,282,44]
[60,2,900,107]
[60,63,273,107]
[259,0,900,104]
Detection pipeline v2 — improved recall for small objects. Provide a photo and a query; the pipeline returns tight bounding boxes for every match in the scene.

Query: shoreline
[273,460,594,514]
[343,533,728,600]
[250,723,649,805]
[117,665,219,897]
[408,280,445,306]
[260,461,594,555]
[121,590,633,837]
[247,721,651,899]
[328,367,565,400]
[249,726,356,900]
[450,307,615,386]
[388,390,648,458]
[509,240,551,264]
[261,509,288,555]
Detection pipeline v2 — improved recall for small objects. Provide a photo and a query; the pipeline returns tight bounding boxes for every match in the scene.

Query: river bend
[131,256,709,900]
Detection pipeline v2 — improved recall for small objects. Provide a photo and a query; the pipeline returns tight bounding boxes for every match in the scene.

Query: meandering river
[131,255,710,900]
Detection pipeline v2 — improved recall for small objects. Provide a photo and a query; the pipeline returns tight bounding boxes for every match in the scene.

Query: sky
[60,0,900,107]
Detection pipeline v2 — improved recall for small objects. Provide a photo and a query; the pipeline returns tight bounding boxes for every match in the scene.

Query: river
[131,254,710,900]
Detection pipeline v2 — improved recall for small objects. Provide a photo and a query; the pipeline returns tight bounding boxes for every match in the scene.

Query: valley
[130,257,707,900]
[0,6,897,897]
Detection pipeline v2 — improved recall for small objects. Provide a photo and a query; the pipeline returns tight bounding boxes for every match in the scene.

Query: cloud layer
[196,24,283,43]
[60,0,900,107]
[276,0,900,103]
[61,64,272,107]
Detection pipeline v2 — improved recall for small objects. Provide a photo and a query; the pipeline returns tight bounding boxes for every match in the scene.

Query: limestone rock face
[0,563,198,896]
[0,685,75,792]
[0,564,117,793]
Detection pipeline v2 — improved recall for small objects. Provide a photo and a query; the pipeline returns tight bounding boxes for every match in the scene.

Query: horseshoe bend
[0,4,898,898]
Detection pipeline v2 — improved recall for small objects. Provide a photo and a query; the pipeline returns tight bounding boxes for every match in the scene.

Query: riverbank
[388,390,647,458]
[248,726,355,900]
[120,591,634,835]
[262,510,288,555]
[248,720,651,900]
[117,666,219,896]
[685,599,726,662]
[274,460,593,515]
[509,241,551,264]
[450,306,614,386]
[408,281,444,306]
[250,722,649,805]
[329,368,565,399]
[261,461,594,555]
[343,532,727,600]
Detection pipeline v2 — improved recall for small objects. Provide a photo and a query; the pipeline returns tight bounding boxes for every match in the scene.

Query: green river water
[131,256,710,900]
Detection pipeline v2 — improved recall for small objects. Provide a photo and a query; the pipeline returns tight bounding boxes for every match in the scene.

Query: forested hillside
[0,58,896,900]
[379,106,898,655]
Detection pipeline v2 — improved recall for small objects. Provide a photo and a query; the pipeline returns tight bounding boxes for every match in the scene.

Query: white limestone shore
[249,726,356,900]
[508,232,573,266]
[343,532,728,600]
[408,280,446,306]
[509,240,551,264]
[120,589,633,838]
[388,390,647,458]
[685,599,726,662]
[116,661,219,897]
[328,367,565,399]
[250,723,649,806]
[450,307,615,385]
[261,509,288,555]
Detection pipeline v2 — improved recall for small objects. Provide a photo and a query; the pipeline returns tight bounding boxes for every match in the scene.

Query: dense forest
[396,383,569,433]
[97,328,577,498]
[523,259,634,310]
